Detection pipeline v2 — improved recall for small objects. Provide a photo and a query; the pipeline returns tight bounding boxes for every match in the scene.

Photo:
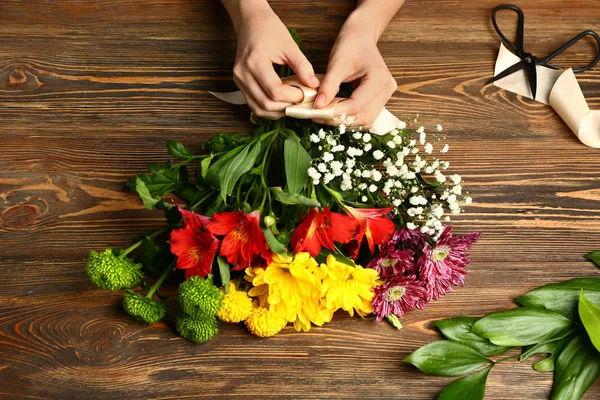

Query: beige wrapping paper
[493,43,600,148]
[210,74,401,135]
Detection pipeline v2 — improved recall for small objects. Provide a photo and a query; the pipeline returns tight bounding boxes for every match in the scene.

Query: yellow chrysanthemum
[216,282,253,323]
[245,252,331,332]
[320,255,382,318]
[244,306,287,337]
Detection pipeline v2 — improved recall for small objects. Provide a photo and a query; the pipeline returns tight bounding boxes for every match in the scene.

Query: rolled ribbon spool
[209,74,401,135]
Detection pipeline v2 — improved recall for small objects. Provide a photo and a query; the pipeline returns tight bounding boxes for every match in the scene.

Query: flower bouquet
[85,112,480,343]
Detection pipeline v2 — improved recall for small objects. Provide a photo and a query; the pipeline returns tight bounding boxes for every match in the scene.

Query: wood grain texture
[1,0,599,398]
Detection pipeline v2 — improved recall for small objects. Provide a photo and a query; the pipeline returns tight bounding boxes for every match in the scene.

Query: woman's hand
[222,0,320,119]
[314,0,404,128]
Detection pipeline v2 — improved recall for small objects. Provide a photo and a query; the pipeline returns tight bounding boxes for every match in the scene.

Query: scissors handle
[491,4,526,56]
[538,30,600,73]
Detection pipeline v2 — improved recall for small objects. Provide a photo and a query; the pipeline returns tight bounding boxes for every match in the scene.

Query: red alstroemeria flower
[209,211,271,270]
[170,208,219,278]
[345,207,396,259]
[291,207,358,257]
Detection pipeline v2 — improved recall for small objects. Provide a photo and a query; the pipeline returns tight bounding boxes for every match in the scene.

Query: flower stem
[187,192,214,211]
[120,228,167,258]
[146,260,176,299]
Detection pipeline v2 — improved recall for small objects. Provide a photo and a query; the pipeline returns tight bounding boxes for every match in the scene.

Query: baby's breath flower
[362,133,371,142]
[441,144,449,153]
[310,133,320,143]
[368,184,378,193]
[435,171,446,183]
[424,143,433,154]
[317,163,327,173]
[463,196,473,205]
[361,196,368,202]
[318,129,326,139]
[450,174,462,185]
[364,143,372,152]
[373,150,384,160]
[323,152,334,163]
[387,141,396,149]
[436,124,444,131]
[372,170,382,182]
[397,120,407,129]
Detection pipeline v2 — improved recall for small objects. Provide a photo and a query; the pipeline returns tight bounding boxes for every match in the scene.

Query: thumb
[315,64,345,109]
[285,46,320,89]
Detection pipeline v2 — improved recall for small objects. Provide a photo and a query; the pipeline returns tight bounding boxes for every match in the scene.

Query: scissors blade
[524,60,538,100]
[486,61,524,85]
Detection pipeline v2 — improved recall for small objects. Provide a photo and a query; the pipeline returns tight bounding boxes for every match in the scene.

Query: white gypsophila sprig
[307,120,472,234]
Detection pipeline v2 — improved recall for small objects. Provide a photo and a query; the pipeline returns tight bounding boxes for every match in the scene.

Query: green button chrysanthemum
[176,314,219,343]
[86,249,143,291]
[123,289,167,324]
[178,276,223,318]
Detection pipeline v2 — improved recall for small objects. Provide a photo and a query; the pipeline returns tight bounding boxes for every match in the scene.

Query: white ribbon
[210,74,401,135]
[493,43,600,148]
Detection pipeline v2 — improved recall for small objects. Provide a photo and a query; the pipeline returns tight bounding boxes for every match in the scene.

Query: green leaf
[217,256,231,293]
[147,160,173,174]
[284,134,311,194]
[435,317,512,356]
[585,250,600,268]
[520,334,575,372]
[271,187,321,207]
[136,168,184,197]
[437,365,492,400]
[262,227,287,255]
[166,140,192,159]
[404,341,491,377]
[471,308,574,347]
[516,278,600,320]
[579,291,600,352]
[135,177,160,210]
[551,335,600,400]
[206,141,262,202]
[199,153,214,180]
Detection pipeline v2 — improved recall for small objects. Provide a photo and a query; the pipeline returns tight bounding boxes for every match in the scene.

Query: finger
[285,46,320,88]
[234,75,286,120]
[335,74,397,127]
[315,63,347,109]
[236,71,294,115]
[253,62,304,103]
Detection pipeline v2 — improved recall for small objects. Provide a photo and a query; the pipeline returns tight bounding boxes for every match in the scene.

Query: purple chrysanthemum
[391,227,427,252]
[418,225,481,301]
[372,274,428,321]
[366,246,416,279]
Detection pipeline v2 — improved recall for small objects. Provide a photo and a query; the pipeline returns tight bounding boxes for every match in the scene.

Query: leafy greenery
[405,277,600,400]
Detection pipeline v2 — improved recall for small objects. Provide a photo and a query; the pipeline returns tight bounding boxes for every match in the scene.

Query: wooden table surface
[1,0,600,399]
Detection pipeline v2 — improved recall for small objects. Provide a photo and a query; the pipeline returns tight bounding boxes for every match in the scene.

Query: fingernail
[315,94,325,107]
[310,75,320,87]
[313,119,326,125]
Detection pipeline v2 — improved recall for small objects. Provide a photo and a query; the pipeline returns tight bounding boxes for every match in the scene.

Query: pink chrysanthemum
[366,245,416,280]
[372,274,428,321]
[417,225,481,301]
[391,227,427,252]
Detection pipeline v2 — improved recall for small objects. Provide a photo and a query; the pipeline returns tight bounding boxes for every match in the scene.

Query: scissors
[487,4,600,100]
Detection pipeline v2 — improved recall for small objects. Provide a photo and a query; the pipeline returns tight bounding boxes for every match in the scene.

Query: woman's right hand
[226,0,320,118]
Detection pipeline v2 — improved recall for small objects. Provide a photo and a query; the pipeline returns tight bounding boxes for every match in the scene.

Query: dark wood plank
[1,0,600,398]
